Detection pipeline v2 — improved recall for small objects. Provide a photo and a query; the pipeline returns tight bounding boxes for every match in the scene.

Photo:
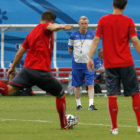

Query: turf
[0,94,140,140]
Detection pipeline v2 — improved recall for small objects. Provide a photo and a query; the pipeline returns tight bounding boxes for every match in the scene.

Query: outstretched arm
[47,23,73,31]
[87,36,100,72]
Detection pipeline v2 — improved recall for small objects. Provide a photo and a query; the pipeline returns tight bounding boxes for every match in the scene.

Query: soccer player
[68,16,97,111]
[0,10,78,129]
[87,0,140,134]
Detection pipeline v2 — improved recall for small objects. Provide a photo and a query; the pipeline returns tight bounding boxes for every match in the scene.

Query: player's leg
[8,68,34,96]
[74,87,82,110]
[120,66,140,132]
[39,80,67,128]
[26,68,67,128]
[72,69,83,110]
[132,93,140,132]
[87,85,98,110]
[85,69,97,110]
[35,70,78,129]
[106,68,121,134]
[56,95,67,129]
[0,81,17,95]
[7,70,34,96]
[108,95,118,134]
[56,93,78,129]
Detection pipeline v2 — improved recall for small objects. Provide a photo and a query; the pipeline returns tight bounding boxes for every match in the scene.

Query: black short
[105,65,139,96]
[9,67,64,97]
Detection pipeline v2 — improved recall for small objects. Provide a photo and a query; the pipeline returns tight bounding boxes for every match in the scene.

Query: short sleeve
[128,18,137,38]
[44,22,52,30]
[95,18,103,37]
[68,33,74,49]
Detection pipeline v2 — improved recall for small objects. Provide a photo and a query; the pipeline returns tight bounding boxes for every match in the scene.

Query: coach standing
[68,16,98,111]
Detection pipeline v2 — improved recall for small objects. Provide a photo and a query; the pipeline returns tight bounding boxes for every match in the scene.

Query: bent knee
[57,89,65,98]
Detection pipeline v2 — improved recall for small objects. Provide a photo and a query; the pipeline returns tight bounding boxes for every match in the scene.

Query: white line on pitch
[0,118,137,128]
[0,118,52,123]
[79,122,136,128]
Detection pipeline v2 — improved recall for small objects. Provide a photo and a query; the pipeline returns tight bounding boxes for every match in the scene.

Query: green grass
[0,94,139,140]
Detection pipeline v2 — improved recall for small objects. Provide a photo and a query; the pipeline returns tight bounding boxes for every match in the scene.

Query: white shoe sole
[110,129,118,135]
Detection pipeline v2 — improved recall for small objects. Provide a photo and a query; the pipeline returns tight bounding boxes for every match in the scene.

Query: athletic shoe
[137,126,140,133]
[62,125,71,130]
[76,105,82,110]
[110,128,118,135]
[88,105,98,110]
[62,116,79,130]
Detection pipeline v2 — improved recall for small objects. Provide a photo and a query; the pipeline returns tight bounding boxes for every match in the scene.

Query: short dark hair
[41,10,56,22]
[113,0,127,9]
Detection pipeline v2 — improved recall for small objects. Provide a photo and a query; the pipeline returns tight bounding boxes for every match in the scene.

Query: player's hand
[87,58,94,72]
[7,67,15,78]
[63,24,73,30]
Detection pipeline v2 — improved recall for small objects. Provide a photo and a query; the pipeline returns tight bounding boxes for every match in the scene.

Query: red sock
[132,93,140,126]
[56,96,67,128]
[108,96,118,129]
[0,81,8,96]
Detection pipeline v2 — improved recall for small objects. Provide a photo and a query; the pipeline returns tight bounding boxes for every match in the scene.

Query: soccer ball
[66,114,75,129]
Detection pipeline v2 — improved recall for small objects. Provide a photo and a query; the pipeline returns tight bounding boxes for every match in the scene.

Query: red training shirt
[22,23,53,71]
[95,14,137,68]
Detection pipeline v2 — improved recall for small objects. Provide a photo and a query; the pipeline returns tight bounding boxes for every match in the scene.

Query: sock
[132,93,140,126]
[0,81,8,96]
[56,96,67,128]
[89,99,93,106]
[76,98,81,106]
[108,96,118,129]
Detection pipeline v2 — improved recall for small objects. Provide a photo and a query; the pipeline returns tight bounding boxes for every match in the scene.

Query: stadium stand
[1,66,140,94]
[136,67,140,81]
[0,68,72,83]
[1,67,140,83]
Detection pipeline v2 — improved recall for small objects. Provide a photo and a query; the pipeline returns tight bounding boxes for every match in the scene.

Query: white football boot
[137,126,140,133]
[110,128,118,135]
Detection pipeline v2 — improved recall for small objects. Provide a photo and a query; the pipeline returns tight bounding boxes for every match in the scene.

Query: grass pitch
[0,94,140,140]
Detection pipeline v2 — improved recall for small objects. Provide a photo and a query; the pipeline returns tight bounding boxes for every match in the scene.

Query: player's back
[98,14,136,68]
[23,23,53,71]
[27,23,52,52]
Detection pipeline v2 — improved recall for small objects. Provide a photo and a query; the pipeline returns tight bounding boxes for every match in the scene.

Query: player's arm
[68,47,73,56]
[68,33,74,56]
[7,46,26,77]
[47,23,73,31]
[87,36,100,72]
[131,36,140,56]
